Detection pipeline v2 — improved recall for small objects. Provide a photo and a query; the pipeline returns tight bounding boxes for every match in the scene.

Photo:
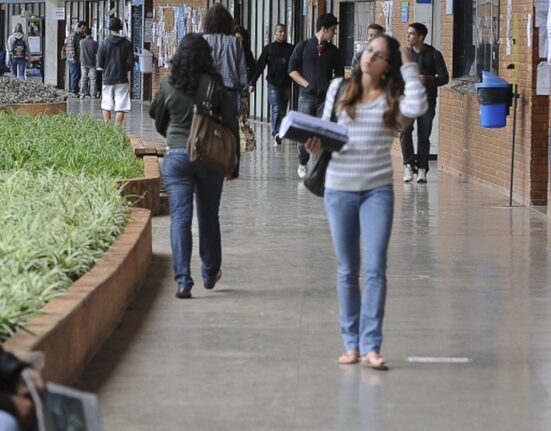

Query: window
[453,0,500,79]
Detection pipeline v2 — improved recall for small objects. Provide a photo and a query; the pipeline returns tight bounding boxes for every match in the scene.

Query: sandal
[337,350,360,365]
[360,352,389,370]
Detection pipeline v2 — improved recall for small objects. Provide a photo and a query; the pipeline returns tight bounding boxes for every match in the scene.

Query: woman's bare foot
[360,352,389,370]
[338,350,360,364]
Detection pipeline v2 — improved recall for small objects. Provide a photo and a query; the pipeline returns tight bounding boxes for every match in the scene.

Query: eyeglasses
[365,46,389,63]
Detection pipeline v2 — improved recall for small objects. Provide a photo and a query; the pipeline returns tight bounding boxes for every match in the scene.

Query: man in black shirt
[400,22,449,183]
[288,13,343,178]
[250,24,294,147]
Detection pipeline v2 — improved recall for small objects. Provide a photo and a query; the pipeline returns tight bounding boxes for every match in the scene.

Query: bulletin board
[153,5,205,68]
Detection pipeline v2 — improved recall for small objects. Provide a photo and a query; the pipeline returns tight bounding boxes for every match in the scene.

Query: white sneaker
[273,134,282,147]
[403,164,414,183]
[297,164,307,178]
[417,168,427,183]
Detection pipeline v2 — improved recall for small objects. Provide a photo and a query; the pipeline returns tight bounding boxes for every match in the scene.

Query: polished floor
[71,100,551,431]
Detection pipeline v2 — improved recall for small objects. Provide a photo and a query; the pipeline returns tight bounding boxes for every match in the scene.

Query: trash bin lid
[481,70,508,85]
[474,82,511,89]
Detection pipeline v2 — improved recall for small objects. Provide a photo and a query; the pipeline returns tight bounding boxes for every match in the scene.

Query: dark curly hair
[169,33,221,95]
[203,4,235,35]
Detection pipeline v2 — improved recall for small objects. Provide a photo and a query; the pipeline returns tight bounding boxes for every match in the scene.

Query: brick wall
[435,1,548,207]
[150,0,208,95]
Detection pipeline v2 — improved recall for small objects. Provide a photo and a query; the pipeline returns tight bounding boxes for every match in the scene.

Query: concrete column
[44,0,60,86]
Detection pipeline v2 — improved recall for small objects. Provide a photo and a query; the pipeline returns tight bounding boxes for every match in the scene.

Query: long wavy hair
[203,4,235,35]
[339,35,405,130]
[169,33,221,95]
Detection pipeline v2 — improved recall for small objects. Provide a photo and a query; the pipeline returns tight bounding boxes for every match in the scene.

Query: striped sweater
[323,62,428,192]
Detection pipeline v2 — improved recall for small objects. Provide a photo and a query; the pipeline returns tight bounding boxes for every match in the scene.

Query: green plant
[0,170,130,341]
[0,111,143,179]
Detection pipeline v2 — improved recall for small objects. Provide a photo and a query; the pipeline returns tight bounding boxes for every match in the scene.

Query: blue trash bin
[475,72,512,128]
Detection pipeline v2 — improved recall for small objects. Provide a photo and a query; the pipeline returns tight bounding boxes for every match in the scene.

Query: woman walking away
[149,33,239,299]
[6,24,30,80]
[202,4,247,112]
[305,35,427,369]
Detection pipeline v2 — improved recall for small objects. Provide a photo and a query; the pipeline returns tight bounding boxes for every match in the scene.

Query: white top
[323,62,428,192]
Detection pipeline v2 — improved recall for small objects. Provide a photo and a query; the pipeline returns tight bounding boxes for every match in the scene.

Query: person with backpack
[6,24,30,80]
[249,24,294,147]
[288,13,344,178]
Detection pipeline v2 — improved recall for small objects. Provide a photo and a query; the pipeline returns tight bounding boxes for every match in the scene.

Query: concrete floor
[71,100,551,431]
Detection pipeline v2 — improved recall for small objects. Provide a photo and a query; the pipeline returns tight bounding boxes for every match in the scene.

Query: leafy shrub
[0,170,130,341]
[0,111,143,179]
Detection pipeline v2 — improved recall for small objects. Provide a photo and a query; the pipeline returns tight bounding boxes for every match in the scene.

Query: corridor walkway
[72,100,551,431]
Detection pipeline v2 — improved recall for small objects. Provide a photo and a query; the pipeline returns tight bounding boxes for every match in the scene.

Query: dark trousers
[297,94,325,166]
[400,98,437,172]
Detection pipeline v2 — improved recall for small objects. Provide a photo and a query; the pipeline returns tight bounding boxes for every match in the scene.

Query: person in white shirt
[306,35,427,370]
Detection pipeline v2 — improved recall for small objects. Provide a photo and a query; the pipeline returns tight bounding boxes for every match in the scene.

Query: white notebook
[279,110,348,151]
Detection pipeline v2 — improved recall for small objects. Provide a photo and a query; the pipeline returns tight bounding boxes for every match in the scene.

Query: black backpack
[12,38,27,59]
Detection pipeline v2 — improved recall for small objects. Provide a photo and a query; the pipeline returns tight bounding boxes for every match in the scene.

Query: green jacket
[150,73,240,178]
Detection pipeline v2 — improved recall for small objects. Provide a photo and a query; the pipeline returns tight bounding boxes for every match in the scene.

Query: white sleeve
[321,78,344,121]
[399,62,428,119]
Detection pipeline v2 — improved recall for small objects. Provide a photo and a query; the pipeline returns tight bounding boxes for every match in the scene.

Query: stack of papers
[22,369,103,431]
[279,110,348,151]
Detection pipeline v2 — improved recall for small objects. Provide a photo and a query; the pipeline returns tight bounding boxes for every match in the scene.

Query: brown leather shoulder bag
[187,78,238,176]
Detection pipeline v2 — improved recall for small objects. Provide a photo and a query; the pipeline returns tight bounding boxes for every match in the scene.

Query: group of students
[65,18,133,126]
[149,3,448,370]
[64,21,100,100]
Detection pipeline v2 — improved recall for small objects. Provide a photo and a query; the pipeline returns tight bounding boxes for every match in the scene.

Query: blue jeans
[0,410,19,431]
[297,94,325,165]
[324,185,394,355]
[267,83,290,137]
[162,149,225,291]
[11,58,26,80]
[68,60,81,94]
[400,97,437,172]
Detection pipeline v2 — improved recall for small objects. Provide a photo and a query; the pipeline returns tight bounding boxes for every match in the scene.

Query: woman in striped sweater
[306,35,427,369]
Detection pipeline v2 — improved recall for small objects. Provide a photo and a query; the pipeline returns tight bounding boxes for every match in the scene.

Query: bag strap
[202,79,215,114]
[192,76,217,115]
[330,79,346,122]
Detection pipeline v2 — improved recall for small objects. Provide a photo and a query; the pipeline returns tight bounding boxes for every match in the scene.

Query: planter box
[121,155,161,216]
[126,133,166,157]
[3,208,152,384]
[0,101,67,115]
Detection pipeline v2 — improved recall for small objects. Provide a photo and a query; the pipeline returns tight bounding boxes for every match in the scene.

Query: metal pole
[509,84,518,207]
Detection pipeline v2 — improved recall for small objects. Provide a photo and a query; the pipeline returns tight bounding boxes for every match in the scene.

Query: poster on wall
[445,0,453,15]
[28,36,41,53]
[401,2,408,23]
[380,1,393,35]
[27,19,40,37]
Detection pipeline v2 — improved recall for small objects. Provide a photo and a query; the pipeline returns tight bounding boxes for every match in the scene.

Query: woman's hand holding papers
[305,137,323,155]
